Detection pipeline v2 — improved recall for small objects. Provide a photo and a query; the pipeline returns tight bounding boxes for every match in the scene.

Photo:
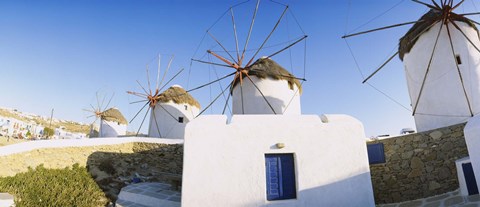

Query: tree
[43,127,54,138]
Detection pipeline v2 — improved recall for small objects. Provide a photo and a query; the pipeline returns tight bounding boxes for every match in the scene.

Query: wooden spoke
[446,23,474,116]
[151,109,163,137]
[127,91,148,98]
[431,0,441,9]
[135,106,151,137]
[159,55,175,90]
[207,50,238,68]
[207,31,238,65]
[130,100,148,104]
[104,93,115,111]
[240,0,260,66]
[460,12,480,16]
[364,19,439,83]
[342,21,421,38]
[245,74,277,114]
[412,0,440,10]
[230,8,241,63]
[222,90,232,115]
[158,68,185,92]
[187,72,236,92]
[362,52,399,83]
[191,58,234,68]
[452,0,465,9]
[146,64,152,95]
[196,82,234,118]
[130,101,149,123]
[265,35,308,59]
[156,54,161,90]
[450,21,480,54]
[246,5,289,67]
[240,80,245,114]
[413,19,445,115]
[136,80,150,95]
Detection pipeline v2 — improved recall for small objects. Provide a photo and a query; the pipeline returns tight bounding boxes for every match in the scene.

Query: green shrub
[0,164,108,207]
[43,127,54,138]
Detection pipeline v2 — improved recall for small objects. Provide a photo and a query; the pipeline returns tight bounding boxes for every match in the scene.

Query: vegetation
[0,164,108,207]
[43,127,54,138]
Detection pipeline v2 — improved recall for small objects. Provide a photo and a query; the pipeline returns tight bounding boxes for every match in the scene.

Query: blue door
[462,162,479,195]
[265,153,296,201]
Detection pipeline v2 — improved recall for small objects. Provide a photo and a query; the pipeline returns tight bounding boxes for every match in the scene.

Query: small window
[367,143,386,164]
[265,153,296,201]
[456,55,462,65]
[178,117,184,123]
[184,105,188,110]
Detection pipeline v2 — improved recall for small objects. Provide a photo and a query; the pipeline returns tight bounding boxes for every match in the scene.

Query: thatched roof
[157,86,201,108]
[399,9,478,60]
[233,58,302,94]
[101,108,128,125]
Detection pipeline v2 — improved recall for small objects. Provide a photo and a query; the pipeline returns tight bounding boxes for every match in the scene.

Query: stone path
[378,190,480,207]
[116,182,180,207]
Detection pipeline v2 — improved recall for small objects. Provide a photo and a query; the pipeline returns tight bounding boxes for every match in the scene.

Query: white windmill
[128,54,200,138]
[343,0,480,132]
[84,93,127,137]
[189,0,307,116]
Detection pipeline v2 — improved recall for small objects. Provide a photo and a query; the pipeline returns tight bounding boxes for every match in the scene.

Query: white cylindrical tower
[400,10,480,132]
[232,58,302,115]
[148,85,200,139]
[99,108,128,137]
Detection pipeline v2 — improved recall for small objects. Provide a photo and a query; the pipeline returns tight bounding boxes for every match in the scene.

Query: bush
[43,127,54,138]
[0,164,108,207]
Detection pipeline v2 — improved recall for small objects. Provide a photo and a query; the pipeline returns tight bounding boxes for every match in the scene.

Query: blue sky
[1,0,478,137]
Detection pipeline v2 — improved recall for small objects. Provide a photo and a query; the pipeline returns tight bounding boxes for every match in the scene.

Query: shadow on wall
[241,172,374,207]
[86,144,183,202]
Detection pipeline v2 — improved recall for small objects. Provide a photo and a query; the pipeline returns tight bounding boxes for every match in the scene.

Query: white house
[182,58,374,207]
[232,58,302,115]
[99,108,128,137]
[400,9,480,132]
[148,85,200,139]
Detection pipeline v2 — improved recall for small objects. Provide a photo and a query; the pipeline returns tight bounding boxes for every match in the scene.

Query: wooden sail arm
[207,50,239,69]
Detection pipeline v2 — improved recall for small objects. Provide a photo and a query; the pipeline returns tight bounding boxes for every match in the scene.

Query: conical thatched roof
[101,108,128,125]
[157,86,201,108]
[233,58,302,94]
[399,9,478,60]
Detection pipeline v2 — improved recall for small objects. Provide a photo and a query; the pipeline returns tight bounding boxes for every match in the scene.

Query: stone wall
[369,123,469,204]
[0,141,183,201]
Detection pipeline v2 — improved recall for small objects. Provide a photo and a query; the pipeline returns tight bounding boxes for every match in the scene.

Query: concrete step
[116,182,180,207]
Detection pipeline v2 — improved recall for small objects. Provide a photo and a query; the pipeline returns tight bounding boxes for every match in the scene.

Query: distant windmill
[189,0,307,116]
[128,54,200,139]
[343,0,480,132]
[84,92,127,137]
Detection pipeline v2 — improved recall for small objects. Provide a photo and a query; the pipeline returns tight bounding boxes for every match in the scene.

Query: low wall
[369,123,469,203]
[0,137,184,201]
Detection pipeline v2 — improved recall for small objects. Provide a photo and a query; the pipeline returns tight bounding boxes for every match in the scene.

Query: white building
[232,58,302,115]
[182,58,374,206]
[400,9,480,132]
[99,108,128,137]
[148,85,200,139]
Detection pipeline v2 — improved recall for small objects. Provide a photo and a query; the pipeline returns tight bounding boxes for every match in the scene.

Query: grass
[0,136,27,147]
[0,164,109,207]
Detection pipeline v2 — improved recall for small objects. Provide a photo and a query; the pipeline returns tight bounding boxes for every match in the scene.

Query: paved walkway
[378,190,480,207]
[116,182,180,207]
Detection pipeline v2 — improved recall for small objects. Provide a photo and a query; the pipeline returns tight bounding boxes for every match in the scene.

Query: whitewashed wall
[182,114,374,207]
[99,120,126,137]
[232,76,301,115]
[463,115,480,193]
[403,22,480,132]
[148,101,199,139]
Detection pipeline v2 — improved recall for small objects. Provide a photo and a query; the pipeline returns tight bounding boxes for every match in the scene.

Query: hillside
[0,108,90,135]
